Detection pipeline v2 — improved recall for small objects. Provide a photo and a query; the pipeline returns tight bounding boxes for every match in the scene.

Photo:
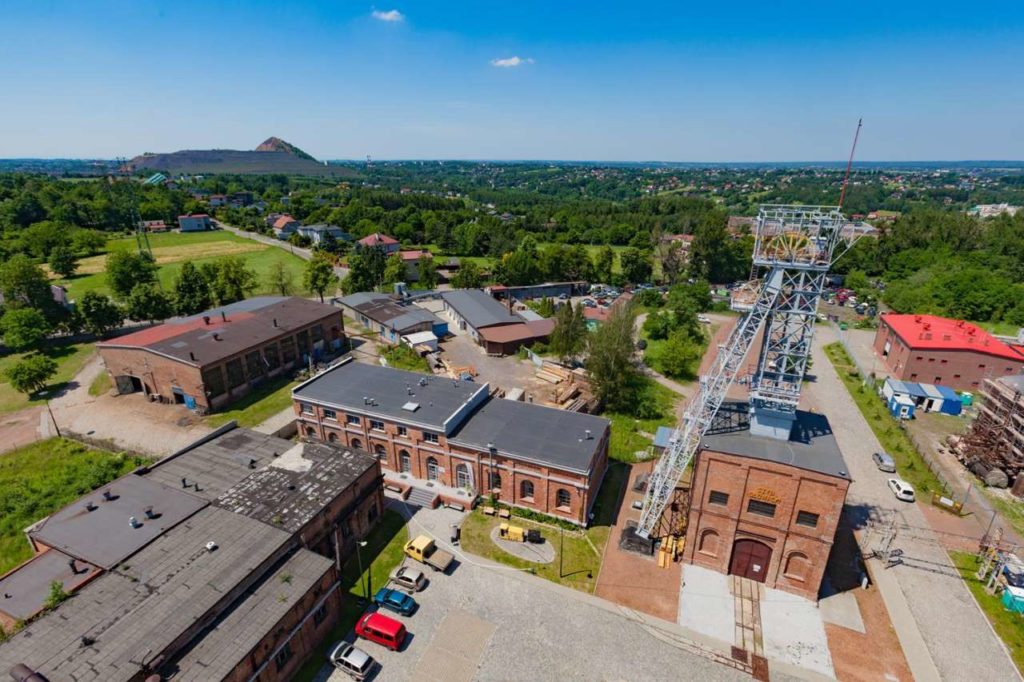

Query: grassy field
[604,378,681,463]
[205,375,298,428]
[56,230,311,300]
[381,345,431,373]
[293,509,409,682]
[0,438,151,574]
[88,370,112,397]
[0,341,96,414]
[950,550,1024,674]
[461,461,627,594]
[824,342,944,495]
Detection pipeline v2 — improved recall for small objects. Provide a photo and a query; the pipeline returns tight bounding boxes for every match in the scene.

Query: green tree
[450,260,484,289]
[47,246,78,278]
[1,308,51,351]
[71,230,108,256]
[173,261,213,315]
[493,237,541,285]
[126,284,174,323]
[4,354,57,395]
[382,254,406,286]
[689,223,750,283]
[0,255,57,315]
[305,252,338,302]
[658,240,687,285]
[208,256,257,304]
[593,246,615,284]
[106,251,157,299]
[618,247,652,284]
[651,328,703,379]
[585,301,641,412]
[76,291,124,337]
[417,255,438,288]
[267,260,295,297]
[642,311,674,340]
[549,302,588,362]
[344,247,386,293]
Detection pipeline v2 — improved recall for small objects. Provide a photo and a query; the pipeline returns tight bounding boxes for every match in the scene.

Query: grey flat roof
[341,293,441,333]
[338,291,390,309]
[28,473,207,569]
[449,398,610,474]
[294,359,488,432]
[440,289,522,329]
[0,550,100,622]
[0,507,293,682]
[215,441,378,532]
[700,402,850,480]
[145,428,293,501]
[161,549,332,681]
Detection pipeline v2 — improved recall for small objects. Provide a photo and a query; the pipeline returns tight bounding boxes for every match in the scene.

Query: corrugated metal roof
[440,289,522,329]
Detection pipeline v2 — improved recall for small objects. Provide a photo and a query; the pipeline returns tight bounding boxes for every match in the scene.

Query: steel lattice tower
[636,205,872,539]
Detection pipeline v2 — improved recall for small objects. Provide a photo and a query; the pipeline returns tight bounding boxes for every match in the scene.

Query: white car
[887,478,916,502]
[697,314,711,324]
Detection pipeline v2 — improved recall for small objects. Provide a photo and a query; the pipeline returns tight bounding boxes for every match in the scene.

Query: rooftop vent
[418,377,428,387]
[402,402,420,412]
[248,458,257,469]
[144,506,156,519]
[273,318,278,327]
[213,333,221,341]
[69,558,83,575]
[205,541,218,552]
[129,516,141,529]
[181,477,189,488]
[585,429,592,440]
[189,351,196,362]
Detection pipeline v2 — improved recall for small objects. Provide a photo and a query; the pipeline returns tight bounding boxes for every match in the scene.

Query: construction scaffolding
[960,375,1024,492]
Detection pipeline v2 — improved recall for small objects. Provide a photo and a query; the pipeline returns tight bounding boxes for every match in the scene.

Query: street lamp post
[355,540,369,602]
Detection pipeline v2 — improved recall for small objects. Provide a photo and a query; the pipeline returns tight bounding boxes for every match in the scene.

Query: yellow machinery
[498,523,526,542]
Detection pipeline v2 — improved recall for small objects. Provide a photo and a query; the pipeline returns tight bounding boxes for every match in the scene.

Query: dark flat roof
[99,297,340,366]
[294,358,489,433]
[215,441,378,532]
[440,289,522,329]
[340,292,441,333]
[449,398,610,474]
[28,473,207,569]
[0,507,293,682]
[700,402,850,480]
[0,550,100,622]
[145,428,292,501]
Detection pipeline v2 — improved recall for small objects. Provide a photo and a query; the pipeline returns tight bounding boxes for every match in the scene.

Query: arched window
[455,463,471,489]
[374,444,387,462]
[305,426,316,438]
[350,437,362,450]
[489,471,501,490]
[520,480,535,500]
[698,529,720,557]
[426,457,439,481]
[327,432,338,443]
[783,552,810,581]
[555,488,571,509]
[399,450,411,473]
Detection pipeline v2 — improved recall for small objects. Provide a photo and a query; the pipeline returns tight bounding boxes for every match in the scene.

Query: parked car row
[872,450,917,502]
[329,535,455,679]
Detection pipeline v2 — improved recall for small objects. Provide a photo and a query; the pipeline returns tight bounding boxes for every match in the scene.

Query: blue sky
[1,1,1022,160]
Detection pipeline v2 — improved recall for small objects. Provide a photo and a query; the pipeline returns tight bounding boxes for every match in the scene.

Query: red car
[355,611,407,651]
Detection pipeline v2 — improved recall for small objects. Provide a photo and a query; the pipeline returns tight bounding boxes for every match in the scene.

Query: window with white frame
[369,419,385,432]
[323,409,337,421]
[423,432,439,444]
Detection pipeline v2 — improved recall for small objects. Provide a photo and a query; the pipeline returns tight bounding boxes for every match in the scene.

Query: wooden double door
[729,539,772,583]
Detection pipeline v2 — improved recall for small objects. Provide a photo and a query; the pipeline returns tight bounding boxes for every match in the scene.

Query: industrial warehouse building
[682,403,850,601]
[0,426,384,681]
[338,291,448,344]
[874,313,1024,391]
[98,297,345,412]
[292,358,610,525]
[440,288,554,354]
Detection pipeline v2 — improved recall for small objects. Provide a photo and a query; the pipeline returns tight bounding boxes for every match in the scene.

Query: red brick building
[874,313,1024,391]
[682,405,850,600]
[293,358,611,525]
[98,296,345,412]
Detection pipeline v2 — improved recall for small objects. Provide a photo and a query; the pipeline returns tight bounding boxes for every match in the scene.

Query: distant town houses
[357,232,400,255]
[177,213,213,232]
[297,223,350,246]
[272,214,301,239]
[141,219,168,233]
[970,203,1021,218]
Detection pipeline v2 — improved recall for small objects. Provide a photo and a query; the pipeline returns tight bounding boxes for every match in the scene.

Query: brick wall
[682,449,849,601]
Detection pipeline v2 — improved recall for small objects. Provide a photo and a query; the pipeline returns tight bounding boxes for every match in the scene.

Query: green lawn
[461,461,628,594]
[604,378,681,463]
[382,345,431,373]
[824,342,944,495]
[0,438,150,574]
[88,370,112,397]
[293,509,409,682]
[0,341,96,414]
[950,551,1024,674]
[205,375,299,428]
[976,320,1021,337]
[57,230,311,300]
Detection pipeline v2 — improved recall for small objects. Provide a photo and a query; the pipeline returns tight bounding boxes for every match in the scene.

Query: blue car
[373,587,417,616]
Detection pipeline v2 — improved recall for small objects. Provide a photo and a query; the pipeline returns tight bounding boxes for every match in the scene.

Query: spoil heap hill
[130,137,350,176]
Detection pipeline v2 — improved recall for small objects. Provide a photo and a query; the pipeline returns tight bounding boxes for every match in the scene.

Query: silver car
[389,565,426,592]
[329,642,374,680]
[872,451,896,473]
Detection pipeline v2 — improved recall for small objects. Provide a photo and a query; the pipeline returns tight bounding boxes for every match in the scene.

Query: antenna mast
[837,118,863,210]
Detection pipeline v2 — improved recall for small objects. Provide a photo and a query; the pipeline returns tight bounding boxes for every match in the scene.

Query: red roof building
[873,313,1024,391]
[358,233,400,255]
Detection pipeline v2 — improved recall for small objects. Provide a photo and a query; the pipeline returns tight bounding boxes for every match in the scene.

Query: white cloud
[490,56,534,68]
[371,9,404,22]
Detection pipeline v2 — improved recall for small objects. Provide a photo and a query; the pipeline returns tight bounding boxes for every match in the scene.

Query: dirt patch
[71,241,267,274]
[0,406,44,454]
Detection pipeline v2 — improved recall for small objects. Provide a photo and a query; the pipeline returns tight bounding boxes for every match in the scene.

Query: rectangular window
[347,414,361,425]
[746,499,776,518]
[296,329,310,354]
[310,324,324,342]
[202,367,226,398]
[323,409,337,421]
[274,643,293,671]
[301,403,313,414]
[225,358,246,388]
[313,603,328,626]
[796,511,819,528]
[264,343,281,371]
[246,350,265,378]
[708,490,729,506]
[423,432,439,444]
[369,420,385,431]
[280,336,297,365]
[397,426,408,437]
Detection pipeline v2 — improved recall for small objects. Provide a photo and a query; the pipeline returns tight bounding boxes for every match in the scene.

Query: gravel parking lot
[804,326,1020,682]
[319,502,748,682]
